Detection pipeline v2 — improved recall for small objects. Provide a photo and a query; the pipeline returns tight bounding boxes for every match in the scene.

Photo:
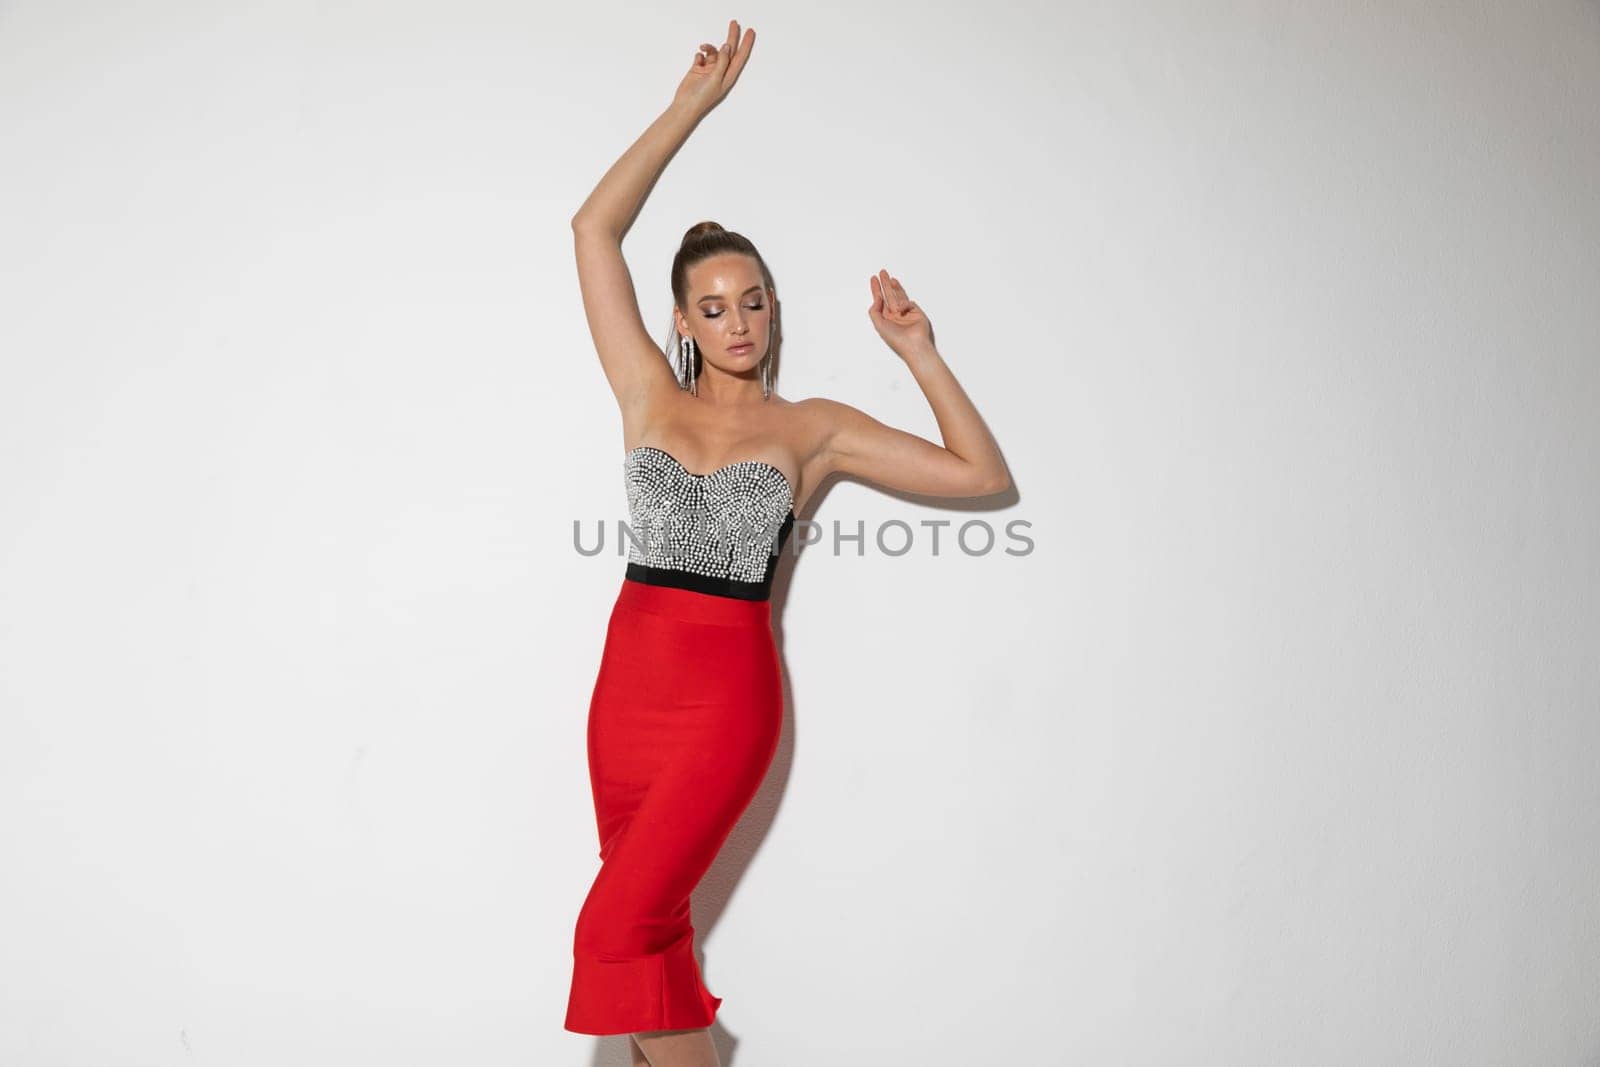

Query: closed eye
[704,303,765,319]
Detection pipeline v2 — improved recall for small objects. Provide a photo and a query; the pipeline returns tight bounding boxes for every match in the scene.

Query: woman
[564,20,1011,1066]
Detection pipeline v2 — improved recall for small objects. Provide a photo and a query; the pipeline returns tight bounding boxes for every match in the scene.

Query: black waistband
[623,563,776,602]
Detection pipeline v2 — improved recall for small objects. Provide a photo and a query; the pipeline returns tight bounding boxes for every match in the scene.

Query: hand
[868,269,934,356]
[673,20,755,117]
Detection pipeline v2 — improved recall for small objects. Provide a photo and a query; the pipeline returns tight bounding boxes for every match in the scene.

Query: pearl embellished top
[622,445,796,601]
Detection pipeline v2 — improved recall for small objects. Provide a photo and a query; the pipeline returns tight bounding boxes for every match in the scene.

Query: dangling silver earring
[760,321,774,400]
[678,334,698,396]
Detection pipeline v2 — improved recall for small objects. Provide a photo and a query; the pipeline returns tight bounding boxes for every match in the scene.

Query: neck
[694,371,767,406]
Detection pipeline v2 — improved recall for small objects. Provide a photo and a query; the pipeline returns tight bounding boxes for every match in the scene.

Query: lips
[729,343,754,353]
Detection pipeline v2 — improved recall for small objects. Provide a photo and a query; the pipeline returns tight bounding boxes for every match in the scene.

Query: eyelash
[703,303,764,319]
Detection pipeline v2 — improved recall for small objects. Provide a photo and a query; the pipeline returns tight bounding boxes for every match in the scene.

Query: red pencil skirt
[564,576,783,1036]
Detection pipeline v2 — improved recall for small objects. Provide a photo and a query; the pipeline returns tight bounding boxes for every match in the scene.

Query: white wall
[2,1,1597,1064]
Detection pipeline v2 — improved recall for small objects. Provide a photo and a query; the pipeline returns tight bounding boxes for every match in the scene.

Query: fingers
[722,24,754,86]
[714,20,736,68]
[876,269,907,313]
[694,23,734,73]
[727,29,754,80]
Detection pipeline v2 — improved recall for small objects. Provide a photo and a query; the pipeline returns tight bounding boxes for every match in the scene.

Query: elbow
[975,468,1012,496]
[571,211,618,238]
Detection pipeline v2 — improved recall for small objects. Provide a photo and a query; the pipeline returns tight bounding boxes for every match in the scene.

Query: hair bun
[682,220,725,245]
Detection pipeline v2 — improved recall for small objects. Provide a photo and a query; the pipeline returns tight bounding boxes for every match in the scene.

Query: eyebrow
[696,286,764,304]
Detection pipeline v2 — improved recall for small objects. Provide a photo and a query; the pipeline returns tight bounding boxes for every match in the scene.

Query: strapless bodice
[622,445,796,601]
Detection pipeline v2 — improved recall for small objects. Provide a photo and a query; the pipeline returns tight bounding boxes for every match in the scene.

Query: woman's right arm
[570,101,701,413]
[570,22,755,415]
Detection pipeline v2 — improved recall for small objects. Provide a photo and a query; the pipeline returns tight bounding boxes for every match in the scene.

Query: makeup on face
[695,280,768,354]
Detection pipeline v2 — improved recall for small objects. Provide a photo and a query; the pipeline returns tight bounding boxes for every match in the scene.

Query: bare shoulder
[792,396,869,460]
[785,395,851,430]
[773,395,851,462]
[771,395,871,494]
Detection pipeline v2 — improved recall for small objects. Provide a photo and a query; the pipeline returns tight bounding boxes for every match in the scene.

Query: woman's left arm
[816,270,1012,499]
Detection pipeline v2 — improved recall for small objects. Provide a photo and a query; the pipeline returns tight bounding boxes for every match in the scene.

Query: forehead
[688,253,764,298]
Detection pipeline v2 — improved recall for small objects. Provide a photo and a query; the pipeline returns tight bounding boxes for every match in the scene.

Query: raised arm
[569,21,756,414]
[818,270,1012,498]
